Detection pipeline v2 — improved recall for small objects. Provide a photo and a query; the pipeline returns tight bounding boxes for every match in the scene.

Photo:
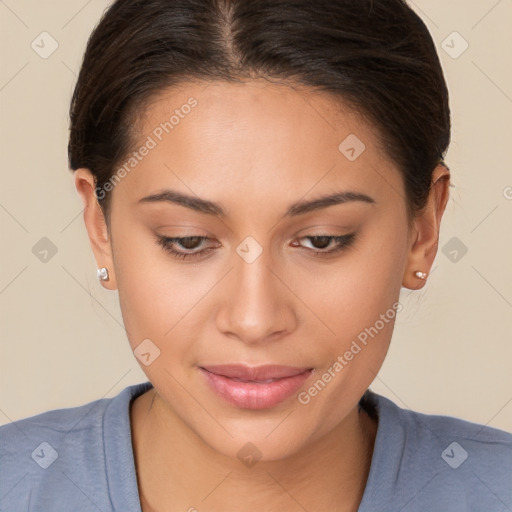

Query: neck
[131,389,377,512]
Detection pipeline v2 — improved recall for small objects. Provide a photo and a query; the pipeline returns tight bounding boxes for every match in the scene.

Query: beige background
[0,0,511,431]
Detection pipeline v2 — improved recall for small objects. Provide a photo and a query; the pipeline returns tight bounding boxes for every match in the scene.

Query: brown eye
[178,236,204,249]
[293,234,356,255]
[155,235,215,260]
[308,236,332,249]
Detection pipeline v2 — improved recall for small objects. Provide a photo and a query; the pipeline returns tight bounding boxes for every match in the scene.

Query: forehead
[136,79,380,151]
[118,79,401,207]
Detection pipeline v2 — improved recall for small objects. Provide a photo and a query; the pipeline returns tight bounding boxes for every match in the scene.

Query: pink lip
[199,364,314,409]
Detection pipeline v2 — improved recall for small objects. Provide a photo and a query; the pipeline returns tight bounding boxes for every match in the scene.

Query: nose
[216,247,297,345]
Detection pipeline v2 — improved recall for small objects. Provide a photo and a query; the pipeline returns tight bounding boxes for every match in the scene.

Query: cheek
[287,224,407,396]
[291,230,406,338]
[291,243,405,434]
[111,222,215,351]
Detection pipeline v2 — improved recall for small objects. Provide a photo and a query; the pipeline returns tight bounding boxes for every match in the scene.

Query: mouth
[198,364,314,410]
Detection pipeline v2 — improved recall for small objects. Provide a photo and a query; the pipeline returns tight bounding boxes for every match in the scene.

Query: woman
[1,0,511,510]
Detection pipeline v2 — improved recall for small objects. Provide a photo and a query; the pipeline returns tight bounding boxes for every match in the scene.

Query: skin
[75,79,450,511]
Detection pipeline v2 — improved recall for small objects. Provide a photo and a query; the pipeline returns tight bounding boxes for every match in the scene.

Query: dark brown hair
[68,0,451,223]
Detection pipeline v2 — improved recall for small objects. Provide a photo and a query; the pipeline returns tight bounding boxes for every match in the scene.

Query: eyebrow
[138,189,376,217]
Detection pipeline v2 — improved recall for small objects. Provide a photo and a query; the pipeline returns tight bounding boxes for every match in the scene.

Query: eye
[291,234,356,256]
[156,233,357,261]
[155,235,218,260]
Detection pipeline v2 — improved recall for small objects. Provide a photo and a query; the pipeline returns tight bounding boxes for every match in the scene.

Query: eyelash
[155,234,356,261]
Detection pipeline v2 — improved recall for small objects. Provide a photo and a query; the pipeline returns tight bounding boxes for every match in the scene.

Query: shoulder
[389,395,512,464]
[0,382,151,510]
[0,394,111,470]
[0,391,113,456]
[361,392,512,512]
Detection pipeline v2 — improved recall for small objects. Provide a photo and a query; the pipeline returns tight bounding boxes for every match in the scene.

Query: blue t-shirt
[1,381,511,511]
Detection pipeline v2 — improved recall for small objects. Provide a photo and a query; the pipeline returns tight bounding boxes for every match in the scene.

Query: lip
[199,364,314,409]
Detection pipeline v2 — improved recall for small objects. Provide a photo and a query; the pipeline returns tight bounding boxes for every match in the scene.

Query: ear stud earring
[97,267,109,281]
[414,271,427,280]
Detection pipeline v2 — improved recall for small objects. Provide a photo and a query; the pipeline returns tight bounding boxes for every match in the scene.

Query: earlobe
[74,168,117,290]
[402,164,451,290]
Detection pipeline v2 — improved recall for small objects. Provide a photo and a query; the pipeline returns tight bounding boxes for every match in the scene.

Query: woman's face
[88,79,423,460]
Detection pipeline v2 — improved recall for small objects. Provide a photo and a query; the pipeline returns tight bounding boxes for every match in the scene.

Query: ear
[74,168,117,290]
[402,164,451,290]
